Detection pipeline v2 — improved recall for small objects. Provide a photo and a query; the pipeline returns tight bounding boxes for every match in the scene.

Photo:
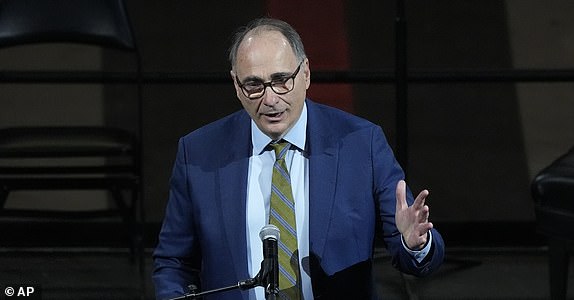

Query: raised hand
[395,180,433,250]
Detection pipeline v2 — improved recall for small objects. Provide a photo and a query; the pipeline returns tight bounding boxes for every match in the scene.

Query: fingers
[396,181,435,249]
[416,221,433,242]
[419,204,430,223]
[412,228,432,249]
[419,220,433,233]
[406,222,434,250]
[397,180,433,225]
[397,180,430,210]
[408,184,433,226]
[413,189,429,209]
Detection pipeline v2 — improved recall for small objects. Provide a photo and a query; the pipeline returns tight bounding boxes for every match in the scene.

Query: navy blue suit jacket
[153,100,445,300]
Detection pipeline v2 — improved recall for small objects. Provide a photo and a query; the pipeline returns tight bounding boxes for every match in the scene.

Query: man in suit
[153,18,445,300]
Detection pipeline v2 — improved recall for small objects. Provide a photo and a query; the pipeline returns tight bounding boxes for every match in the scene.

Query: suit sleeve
[152,138,202,299]
[371,126,445,277]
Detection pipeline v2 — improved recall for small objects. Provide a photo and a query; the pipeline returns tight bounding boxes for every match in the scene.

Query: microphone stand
[167,258,275,300]
[169,225,280,300]
[168,277,259,300]
[257,258,278,300]
[170,274,260,300]
[260,258,278,299]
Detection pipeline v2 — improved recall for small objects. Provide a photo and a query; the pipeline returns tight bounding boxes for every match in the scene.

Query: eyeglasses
[235,60,303,100]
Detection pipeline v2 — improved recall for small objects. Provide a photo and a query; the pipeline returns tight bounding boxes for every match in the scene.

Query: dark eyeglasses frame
[235,60,304,100]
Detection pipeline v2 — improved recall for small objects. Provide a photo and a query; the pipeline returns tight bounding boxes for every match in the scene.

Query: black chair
[531,146,574,300]
[0,0,143,266]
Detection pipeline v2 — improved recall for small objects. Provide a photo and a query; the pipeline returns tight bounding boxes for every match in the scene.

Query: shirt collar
[251,101,307,155]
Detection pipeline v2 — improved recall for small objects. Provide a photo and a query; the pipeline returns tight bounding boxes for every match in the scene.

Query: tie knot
[271,141,290,161]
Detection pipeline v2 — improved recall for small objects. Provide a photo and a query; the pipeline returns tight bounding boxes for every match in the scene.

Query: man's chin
[261,124,288,140]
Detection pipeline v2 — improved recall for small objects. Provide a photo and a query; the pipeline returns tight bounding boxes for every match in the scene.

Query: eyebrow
[241,71,291,83]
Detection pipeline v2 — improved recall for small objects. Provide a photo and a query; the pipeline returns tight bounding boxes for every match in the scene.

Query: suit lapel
[306,101,339,259]
[218,111,252,284]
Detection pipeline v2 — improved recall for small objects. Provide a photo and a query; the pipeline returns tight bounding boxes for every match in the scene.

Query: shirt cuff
[401,231,433,263]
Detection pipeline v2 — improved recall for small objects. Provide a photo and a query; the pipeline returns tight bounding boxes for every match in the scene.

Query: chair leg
[548,238,569,300]
[111,187,146,299]
[131,186,146,300]
[110,188,137,258]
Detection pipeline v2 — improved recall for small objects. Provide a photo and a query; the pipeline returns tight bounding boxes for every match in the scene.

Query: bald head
[229,18,307,71]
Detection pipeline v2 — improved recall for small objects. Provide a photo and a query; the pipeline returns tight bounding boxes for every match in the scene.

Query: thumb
[396,180,407,211]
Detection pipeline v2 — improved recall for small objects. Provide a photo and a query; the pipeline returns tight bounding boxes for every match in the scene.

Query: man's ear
[230,70,236,85]
[303,58,311,89]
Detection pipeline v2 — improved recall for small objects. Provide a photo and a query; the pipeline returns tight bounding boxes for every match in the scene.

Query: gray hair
[229,18,307,70]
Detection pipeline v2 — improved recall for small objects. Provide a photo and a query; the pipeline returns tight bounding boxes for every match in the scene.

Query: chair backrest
[0,0,135,50]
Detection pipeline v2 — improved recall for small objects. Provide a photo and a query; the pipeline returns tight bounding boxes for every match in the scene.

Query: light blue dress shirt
[246,103,311,299]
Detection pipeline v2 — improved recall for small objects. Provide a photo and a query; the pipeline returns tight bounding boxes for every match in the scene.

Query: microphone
[167,226,279,300]
[259,224,280,298]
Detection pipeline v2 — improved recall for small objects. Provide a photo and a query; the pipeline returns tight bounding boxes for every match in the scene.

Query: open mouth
[264,111,284,119]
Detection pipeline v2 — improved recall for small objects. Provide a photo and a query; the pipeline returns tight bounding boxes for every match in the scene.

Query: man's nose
[261,89,278,106]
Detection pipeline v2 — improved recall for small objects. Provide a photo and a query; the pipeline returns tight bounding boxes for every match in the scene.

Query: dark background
[2,0,574,248]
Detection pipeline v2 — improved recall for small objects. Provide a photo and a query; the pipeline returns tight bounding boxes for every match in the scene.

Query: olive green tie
[270,141,301,299]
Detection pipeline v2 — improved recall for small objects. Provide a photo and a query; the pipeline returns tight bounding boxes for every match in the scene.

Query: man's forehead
[235,33,297,78]
[238,30,292,58]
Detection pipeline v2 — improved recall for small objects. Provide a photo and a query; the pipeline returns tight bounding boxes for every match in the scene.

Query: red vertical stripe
[264,1,354,113]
